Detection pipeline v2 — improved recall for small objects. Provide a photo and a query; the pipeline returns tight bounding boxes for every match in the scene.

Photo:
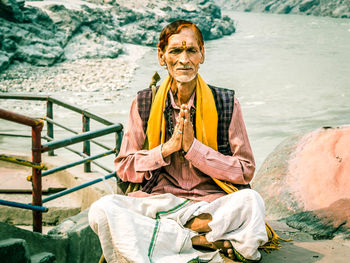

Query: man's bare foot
[191,235,235,260]
[184,213,212,233]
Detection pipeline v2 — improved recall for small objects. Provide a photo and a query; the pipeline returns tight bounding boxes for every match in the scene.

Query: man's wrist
[183,139,194,153]
[161,142,173,158]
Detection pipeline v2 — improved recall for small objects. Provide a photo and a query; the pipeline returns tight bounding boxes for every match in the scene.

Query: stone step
[31,252,56,263]
[0,238,30,263]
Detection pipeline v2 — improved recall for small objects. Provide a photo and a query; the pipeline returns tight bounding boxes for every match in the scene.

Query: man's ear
[200,46,205,64]
[158,48,166,66]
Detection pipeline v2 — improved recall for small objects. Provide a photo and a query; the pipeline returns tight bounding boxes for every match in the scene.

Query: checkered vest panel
[136,85,234,156]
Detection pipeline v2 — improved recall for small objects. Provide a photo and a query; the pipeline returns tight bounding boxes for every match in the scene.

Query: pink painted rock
[253,126,350,239]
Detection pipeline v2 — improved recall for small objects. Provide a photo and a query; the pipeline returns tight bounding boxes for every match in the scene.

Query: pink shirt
[115,90,255,202]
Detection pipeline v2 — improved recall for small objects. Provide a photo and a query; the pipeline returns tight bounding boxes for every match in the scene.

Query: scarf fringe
[259,222,293,252]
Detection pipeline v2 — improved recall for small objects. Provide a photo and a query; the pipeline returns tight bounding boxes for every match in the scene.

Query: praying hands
[161,104,194,158]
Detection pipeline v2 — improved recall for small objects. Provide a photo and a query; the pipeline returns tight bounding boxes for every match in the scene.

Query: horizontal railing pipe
[0,108,43,127]
[0,199,48,212]
[0,94,115,125]
[41,172,118,204]
[0,133,32,138]
[41,123,123,152]
[48,97,114,126]
[41,150,115,177]
[43,117,113,151]
[42,136,113,173]
[0,94,47,101]
[0,154,47,170]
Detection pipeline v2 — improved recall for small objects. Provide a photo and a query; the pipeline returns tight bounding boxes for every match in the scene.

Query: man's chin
[173,74,197,84]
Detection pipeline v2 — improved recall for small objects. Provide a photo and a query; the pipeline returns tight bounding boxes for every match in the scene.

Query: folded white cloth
[89,189,268,263]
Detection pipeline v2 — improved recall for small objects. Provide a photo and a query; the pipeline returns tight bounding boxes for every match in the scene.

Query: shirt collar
[169,89,196,110]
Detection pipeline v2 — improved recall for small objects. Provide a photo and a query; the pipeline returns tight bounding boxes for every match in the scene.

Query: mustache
[175,67,193,70]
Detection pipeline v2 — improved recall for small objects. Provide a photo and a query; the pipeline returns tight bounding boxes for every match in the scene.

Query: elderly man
[89,20,268,263]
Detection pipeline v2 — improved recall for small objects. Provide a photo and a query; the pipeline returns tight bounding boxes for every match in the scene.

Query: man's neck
[172,77,197,106]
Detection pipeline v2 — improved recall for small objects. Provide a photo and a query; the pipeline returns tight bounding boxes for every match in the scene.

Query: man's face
[158,27,204,84]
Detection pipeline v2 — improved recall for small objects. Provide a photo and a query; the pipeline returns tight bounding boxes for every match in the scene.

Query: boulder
[0,50,12,72]
[253,126,350,239]
[0,0,236,73]
[227,0,350,18]
[299,0,320,13]
[0,0,25,22]
[64,28,123,60]
[15,43,64,66]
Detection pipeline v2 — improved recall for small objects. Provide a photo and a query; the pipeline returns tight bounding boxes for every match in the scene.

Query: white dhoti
[88,189,268,263]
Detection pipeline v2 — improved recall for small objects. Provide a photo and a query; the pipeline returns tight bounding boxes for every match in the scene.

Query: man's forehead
[167,29,200,48]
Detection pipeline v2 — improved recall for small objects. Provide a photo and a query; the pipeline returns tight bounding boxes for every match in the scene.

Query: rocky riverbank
[217,0,350,18]
[0,0,236,75]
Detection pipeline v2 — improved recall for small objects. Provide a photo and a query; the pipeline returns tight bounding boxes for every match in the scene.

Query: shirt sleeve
[114,97,170,183]
[184,97,255,185]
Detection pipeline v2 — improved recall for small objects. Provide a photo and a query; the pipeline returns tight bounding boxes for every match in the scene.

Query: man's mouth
[176,68,193,71]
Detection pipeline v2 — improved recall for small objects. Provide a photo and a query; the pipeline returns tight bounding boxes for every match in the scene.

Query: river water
[120,11,350,170]
[1,11,350,172]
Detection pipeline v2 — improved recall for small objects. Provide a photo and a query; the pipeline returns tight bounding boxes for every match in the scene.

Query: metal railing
[0,94,123,233]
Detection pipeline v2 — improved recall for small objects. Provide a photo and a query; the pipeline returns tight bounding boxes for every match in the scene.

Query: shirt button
[155,161,159,165]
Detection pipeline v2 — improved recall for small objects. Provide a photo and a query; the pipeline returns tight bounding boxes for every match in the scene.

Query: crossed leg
[184,213,235,260]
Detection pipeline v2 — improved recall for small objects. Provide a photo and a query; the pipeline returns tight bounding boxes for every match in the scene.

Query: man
[89,20,268,263]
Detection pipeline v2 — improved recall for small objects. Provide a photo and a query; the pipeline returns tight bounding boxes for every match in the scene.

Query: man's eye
[169,49,182,54]
[187,48,197,53]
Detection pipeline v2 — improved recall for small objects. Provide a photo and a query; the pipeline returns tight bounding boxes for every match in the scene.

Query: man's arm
[114,97,170,183]
[184,98,255,185]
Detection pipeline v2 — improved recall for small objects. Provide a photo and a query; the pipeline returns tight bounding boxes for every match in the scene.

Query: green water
[1,11,349,172]
[126,11,350,170]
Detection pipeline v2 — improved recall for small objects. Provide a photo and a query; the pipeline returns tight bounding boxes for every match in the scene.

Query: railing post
[46,99,54,156]
[116,130,123,155]
[32,122,43,233]
[83,114,91,172]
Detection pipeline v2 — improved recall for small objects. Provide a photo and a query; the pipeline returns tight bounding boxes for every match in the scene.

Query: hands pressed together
[161,104,194,158]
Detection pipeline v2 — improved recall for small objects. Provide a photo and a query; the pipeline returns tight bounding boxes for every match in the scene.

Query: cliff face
[217,0,350,18]
[0,0,236,73]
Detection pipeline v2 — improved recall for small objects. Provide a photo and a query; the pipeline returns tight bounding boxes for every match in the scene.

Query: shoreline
[0,44,150,109]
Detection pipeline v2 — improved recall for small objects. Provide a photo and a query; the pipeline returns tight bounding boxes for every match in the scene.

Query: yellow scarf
[146,73,290,252]
[147,74,218,150]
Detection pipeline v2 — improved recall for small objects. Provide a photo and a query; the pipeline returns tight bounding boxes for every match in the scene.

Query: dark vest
[137,85,234,156]
[136,85,250,193]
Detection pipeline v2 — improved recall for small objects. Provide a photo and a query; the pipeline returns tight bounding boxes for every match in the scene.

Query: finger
[181,104,188,110]
[175,117,184,135]
[184,108,190,122]
[179,108,185,118]
[179,117,184,129]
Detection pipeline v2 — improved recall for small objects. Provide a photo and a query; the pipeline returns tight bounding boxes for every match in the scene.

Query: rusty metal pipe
[0,108,43,127]
[32,123,43,233]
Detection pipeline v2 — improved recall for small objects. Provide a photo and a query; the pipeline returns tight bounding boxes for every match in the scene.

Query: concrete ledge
[0,238,30,263]
[0,209,101,263]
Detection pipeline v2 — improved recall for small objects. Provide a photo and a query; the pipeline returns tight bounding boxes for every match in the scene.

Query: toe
[223,240,232,248]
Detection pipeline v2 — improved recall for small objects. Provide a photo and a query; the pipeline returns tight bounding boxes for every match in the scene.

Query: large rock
[253,126,350,239]
[0,0,236,74]
[0,0,25,22]
[0,50,12,72]
[221,0,350,18]
[0,2,65,71]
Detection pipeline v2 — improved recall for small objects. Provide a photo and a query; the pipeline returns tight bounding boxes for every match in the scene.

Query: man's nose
[179,51,189,64]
